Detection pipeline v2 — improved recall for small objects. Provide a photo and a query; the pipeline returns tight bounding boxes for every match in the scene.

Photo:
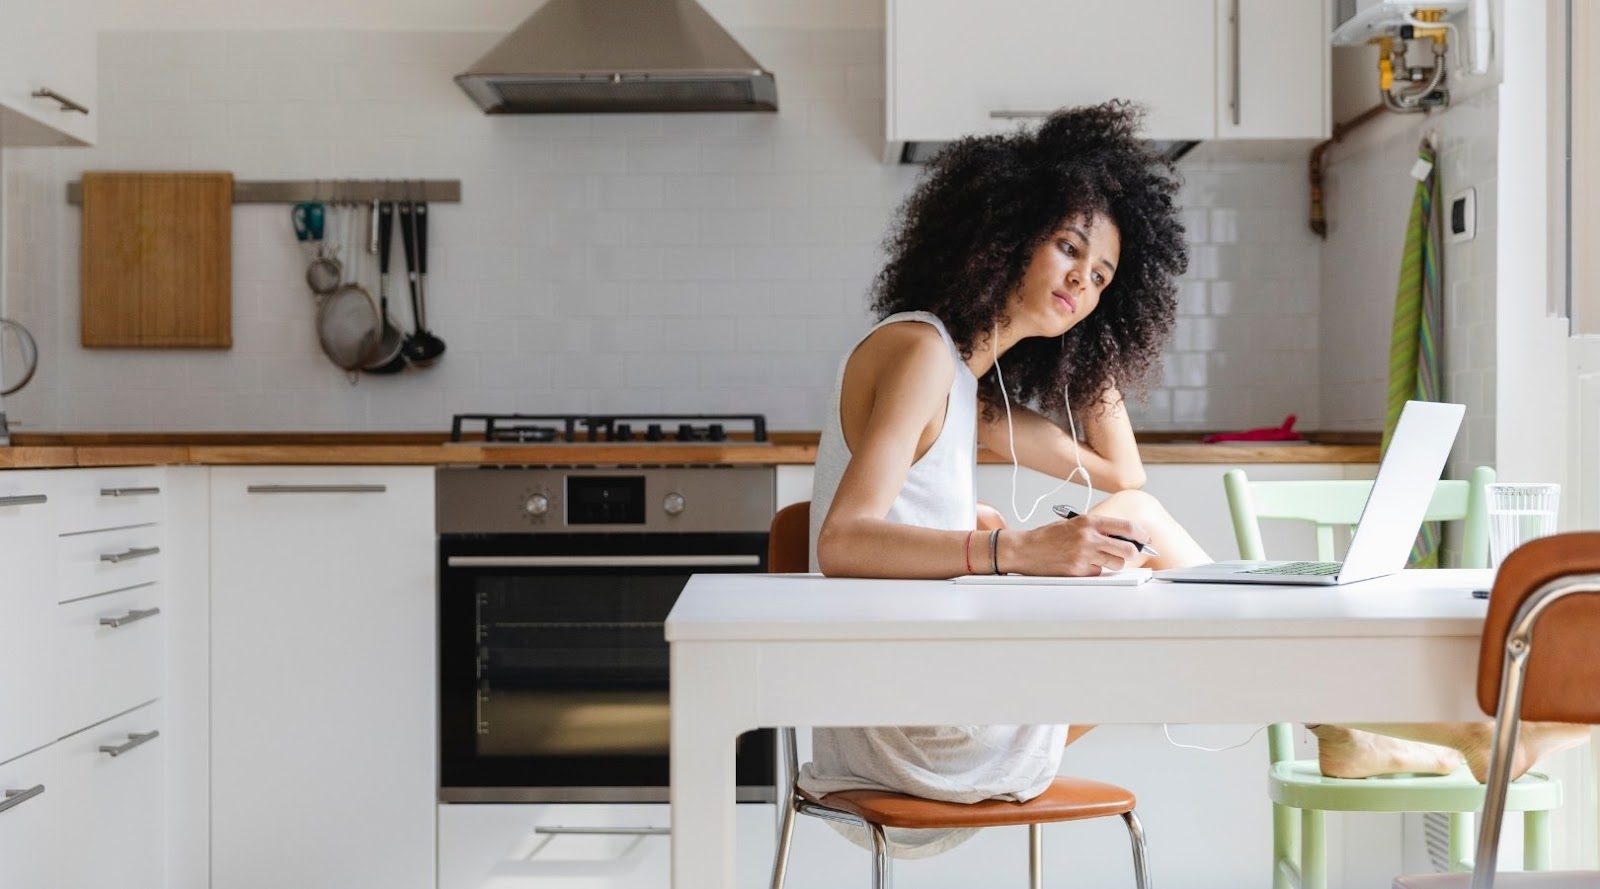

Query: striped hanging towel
[1383,139,1444,567]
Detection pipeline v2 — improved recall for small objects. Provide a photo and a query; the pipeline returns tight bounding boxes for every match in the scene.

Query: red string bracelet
[964,530,976,575]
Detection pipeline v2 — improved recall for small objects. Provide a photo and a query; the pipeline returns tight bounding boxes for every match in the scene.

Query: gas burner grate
[450,413,769,445]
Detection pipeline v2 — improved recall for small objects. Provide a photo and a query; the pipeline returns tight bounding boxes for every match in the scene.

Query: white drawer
[57,583,163,738]
[57,524,163,603]
[0,471,59,766]
[438,803,777,889]
[56,467,165,535]
[0,742,61,889]
[56,702,165,889]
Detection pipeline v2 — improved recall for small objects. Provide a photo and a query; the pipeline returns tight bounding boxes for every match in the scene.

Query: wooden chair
[766,500,1151,889]
[1223,467,1561,888]
[1392,531,1600,888]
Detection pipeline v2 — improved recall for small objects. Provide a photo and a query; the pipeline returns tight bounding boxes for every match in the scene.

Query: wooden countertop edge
[0,441,1380,467]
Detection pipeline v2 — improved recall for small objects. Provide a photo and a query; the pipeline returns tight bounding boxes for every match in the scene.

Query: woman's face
[1011,212,1121,337]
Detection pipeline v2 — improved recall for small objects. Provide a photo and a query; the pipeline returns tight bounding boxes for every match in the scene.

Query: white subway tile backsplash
[7,28,1333,433]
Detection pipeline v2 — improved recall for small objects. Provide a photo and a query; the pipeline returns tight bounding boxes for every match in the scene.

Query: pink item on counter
[1202,414,1303,443]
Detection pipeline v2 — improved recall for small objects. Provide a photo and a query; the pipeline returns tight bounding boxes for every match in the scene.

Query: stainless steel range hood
[455,0,777,114]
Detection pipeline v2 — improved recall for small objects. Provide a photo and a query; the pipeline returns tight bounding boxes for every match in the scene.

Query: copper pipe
[1308,103,1388,238]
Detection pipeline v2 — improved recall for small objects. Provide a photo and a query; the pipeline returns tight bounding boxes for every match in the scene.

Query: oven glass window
[476,573,680,758]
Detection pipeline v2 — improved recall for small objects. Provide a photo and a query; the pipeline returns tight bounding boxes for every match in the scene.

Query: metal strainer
[0,318,40,445]
[316,282,382,376]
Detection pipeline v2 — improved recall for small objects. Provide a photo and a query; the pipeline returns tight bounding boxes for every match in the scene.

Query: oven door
[439,532,776,803]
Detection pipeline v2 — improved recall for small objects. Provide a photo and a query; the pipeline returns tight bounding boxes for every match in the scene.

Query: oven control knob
[662,492,686,516]
[524,494,551,517]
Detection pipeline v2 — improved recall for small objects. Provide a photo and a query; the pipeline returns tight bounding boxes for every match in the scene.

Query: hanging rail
[66,178,461,206]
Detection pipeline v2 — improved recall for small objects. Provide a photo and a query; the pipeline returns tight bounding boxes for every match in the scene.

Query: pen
[1051,504,1160,557]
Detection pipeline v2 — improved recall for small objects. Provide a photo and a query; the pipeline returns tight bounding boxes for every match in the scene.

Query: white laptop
[1156,400,1466,586]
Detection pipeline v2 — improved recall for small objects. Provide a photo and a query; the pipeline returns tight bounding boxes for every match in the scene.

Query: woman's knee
[1096,488,1167,521]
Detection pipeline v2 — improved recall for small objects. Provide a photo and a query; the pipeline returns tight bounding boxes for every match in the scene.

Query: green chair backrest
[1221,465,1496,764]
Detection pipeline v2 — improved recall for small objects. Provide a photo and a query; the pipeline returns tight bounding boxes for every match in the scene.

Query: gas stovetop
[449,413,769,445]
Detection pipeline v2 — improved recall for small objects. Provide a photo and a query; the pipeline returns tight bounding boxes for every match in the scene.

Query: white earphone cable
[1161,723,1269,753]
[993,325,1094,524]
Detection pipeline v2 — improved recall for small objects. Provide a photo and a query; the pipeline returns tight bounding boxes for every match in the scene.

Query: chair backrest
[1225,466,1496,765]
[1223,465,1495,567]
[770,500,811,573]
[1469,532,1600,883]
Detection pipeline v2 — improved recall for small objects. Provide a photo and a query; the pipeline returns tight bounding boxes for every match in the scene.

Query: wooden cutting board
[81,171,232,348]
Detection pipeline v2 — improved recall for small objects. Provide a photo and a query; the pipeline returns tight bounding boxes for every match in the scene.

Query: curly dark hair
[870,100,1187,419]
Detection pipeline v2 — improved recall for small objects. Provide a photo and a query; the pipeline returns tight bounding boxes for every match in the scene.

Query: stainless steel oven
[437,463,777,803]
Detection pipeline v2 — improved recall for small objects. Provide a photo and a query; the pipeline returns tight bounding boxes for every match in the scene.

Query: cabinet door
[55,702,165,889]
[0,471,58,765]
[1216,0,1329,139]
[0,742,60,889]
[0,0,95,146]
[890,0,1216,143]
[210,467,435,889]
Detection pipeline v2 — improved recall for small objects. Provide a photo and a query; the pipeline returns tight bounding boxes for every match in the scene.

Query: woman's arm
[814,326,973,578]
[975,387,1146,492]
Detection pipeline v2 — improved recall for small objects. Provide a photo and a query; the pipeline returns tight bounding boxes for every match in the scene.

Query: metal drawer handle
[447,555,761,569]
[0,494,48,507]
[31,88,89,114]
[100,546,160,563]
[247,485,387,494]
[99,730,160,758]
[100,607,160,629]
[534,826,670,836]
[100,486,161,497]
[0,785,44,814]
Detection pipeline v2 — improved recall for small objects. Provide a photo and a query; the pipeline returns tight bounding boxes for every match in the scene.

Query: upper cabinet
[0,0,97,147]
[887,0,1327,152]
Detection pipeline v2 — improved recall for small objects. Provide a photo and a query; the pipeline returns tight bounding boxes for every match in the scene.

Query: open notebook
[952,568,1153,586]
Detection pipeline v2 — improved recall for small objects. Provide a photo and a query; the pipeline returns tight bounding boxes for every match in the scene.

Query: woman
[798,101,1207,856]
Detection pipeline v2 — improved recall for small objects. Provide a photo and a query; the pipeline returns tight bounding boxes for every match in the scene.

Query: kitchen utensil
[314,205,382,378]
[291,202,325,242]
[398,200,446,366]
[80,171,233,348]
[0,317,39,446]
[363,200,407,374]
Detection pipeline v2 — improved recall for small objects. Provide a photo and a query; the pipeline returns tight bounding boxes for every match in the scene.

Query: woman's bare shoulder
[843,319,955,407]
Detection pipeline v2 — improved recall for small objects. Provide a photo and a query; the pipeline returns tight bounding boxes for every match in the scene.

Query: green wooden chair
[1222,467,1563,889]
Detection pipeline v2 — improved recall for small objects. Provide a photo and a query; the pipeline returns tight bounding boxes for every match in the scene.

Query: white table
[665,569,1495,889]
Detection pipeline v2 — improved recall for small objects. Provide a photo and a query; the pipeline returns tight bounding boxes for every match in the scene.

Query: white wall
[4,26,1323,433]
[1316,82,1501,485]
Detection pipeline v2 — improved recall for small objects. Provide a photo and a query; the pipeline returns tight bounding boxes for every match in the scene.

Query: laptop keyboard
[1241,561,1343,576]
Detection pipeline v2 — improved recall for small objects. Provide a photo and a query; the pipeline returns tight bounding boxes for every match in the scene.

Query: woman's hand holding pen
[997,511,1152,576]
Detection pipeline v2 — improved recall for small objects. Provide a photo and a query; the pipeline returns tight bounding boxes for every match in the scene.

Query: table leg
[672,643,757,889]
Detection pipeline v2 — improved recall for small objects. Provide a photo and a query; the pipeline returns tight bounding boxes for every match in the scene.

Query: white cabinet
[210,467,435,889]
[0,471,57,766]
[55,702,165,889]
[0,0,95,146]
[1216,0,1331,138]
[887,0,1327,147]
[438,803,777,889]
[0,743,60,889]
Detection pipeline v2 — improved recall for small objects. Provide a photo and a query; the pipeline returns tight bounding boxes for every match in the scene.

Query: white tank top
[799,311,1069,858]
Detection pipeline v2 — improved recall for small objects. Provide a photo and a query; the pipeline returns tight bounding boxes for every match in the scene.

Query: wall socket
[1449,187,1476,243]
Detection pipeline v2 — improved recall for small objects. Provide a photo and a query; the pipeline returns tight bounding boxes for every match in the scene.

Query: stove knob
[678,423,698,442]
[662,492,686,516]
[524,494,550,517]
[615,422,632,442]
[646,423,664,442]
[707,423,726,442]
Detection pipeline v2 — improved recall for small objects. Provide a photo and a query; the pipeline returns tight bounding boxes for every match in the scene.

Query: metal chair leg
[869,823,893,889]
[1029,823,1043,889]
[769,795,798,889]
[1122,809,1152,889]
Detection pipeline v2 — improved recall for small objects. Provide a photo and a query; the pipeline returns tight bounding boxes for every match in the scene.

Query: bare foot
[1309,725,1462,778]
[1455,723,1591,783]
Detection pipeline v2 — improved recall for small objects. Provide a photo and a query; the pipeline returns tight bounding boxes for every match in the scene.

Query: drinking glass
[1486,483,1561,568]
